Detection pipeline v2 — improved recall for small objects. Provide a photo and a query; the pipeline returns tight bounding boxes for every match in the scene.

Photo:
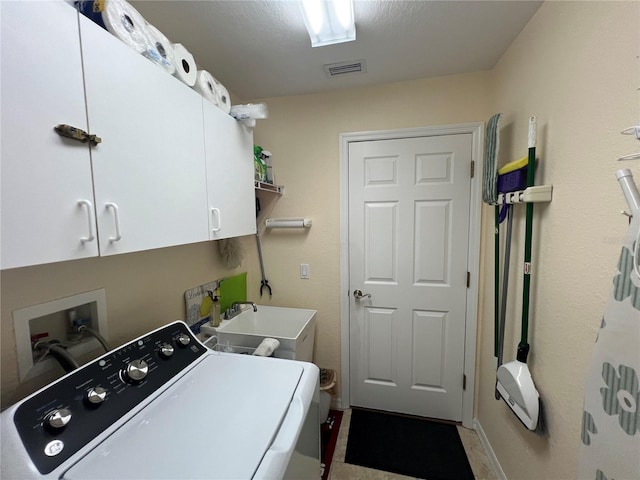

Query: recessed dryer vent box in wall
[13,289,108,381]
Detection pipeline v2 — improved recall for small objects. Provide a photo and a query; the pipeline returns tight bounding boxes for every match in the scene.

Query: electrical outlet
[300,264,310,279]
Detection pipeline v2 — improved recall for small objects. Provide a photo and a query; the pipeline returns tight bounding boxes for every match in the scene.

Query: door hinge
[466,271,470,288]
[470,161,475,178]
[463,374,467,390]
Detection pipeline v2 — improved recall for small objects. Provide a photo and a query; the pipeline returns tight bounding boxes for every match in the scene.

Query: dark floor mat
[345,408,475,480]
[321,410,343,480]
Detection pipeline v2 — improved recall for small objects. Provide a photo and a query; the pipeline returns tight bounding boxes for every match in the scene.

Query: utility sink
[215,306,316,362]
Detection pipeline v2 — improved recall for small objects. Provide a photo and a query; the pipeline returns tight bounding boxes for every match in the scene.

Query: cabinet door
[1,1,98,269]
[203,101,257,240]
[79,16,209,256]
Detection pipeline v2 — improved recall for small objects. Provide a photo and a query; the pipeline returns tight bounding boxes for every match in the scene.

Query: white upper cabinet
[1,1,99,269]
[203,101,257,240]
[1,1,255,270]
[78,14,210,256]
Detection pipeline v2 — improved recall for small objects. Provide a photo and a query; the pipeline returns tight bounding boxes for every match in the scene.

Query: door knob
[353,289,371,299]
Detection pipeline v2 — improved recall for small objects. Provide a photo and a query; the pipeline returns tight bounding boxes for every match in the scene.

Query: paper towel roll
[172,43,197,87]
[194,70,219,106]
[77,1,108,29]
[102,0,154,55]
[265,218,313,228]
[215,81,232,114]
[146,24,176,75]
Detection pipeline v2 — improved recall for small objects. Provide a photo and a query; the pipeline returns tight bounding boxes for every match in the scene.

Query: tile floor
[328,409,498,480]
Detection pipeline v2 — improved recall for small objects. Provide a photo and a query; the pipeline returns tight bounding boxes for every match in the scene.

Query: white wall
[1,242,244,408]
[476,2,639,478]
[249,71,492,385]
[249,2,639,477]
[2,3,638,478]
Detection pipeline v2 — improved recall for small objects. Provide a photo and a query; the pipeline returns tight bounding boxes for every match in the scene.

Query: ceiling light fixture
[300,0,356,48]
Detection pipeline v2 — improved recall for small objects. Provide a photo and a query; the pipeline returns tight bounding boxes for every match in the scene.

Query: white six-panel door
[348,134,472,421]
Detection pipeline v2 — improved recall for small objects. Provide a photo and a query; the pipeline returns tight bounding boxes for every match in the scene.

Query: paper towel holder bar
[265,218,312,229]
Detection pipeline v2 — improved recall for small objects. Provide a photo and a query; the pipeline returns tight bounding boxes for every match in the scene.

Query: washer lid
[63,354,304,479]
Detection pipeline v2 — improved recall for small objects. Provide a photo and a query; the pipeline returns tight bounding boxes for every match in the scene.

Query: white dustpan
[496,360,540,430]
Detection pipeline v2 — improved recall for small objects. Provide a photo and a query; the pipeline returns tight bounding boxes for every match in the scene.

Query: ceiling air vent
[322,59,367,78]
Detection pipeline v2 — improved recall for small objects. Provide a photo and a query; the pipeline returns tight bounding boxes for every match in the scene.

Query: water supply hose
[34,340,79,373]
[78,325,111,352]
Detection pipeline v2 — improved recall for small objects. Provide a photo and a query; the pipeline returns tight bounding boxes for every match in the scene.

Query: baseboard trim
[473,418,508,480]
[331,396,345,411]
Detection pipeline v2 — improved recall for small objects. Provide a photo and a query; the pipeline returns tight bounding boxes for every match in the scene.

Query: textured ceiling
[131,0,542,100]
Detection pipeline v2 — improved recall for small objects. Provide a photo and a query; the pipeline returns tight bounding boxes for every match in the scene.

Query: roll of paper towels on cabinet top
[77,1,108,29]
[146,24,176,75]
[215,81,232,114]
[172,43,197,87]
[78,1,167,70]
[101,0,155,55]
[194,70,219,106]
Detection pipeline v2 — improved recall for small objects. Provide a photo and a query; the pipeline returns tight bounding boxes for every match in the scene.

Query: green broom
[495,116,544,433]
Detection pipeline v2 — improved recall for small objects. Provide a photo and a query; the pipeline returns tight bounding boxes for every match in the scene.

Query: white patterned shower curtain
[578,169,640,480]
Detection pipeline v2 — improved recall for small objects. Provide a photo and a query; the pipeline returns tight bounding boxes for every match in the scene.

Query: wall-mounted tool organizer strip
[493,185,553,205]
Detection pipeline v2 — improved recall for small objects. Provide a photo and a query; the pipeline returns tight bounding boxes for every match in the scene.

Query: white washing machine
[1,321,320,479]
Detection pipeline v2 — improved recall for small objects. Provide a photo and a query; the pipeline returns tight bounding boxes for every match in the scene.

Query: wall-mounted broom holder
[493,185,553,205]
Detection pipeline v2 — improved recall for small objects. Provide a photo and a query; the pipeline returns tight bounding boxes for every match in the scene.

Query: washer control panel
[12,321,205,475]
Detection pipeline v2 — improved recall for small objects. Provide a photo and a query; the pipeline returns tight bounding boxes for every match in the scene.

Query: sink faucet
[231,301,257,312]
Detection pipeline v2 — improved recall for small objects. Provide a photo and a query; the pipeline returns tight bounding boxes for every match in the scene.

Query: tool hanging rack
[618,124,640,161]
[493,184,553,206]
[497,121,639,205]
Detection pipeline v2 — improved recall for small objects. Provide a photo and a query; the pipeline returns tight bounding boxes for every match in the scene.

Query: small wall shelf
[255,181,284,194]
[493,185,553,205]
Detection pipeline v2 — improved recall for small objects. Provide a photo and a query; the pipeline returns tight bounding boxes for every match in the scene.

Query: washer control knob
[45,408,72,430]
[85,386,107,406]
[159,343,175,358]
[124,359,149,383]
[177,334,191,347]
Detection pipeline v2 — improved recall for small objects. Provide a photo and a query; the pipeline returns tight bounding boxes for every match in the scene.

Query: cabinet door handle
[77,200,95,243]
[105,203,122,242]
[54,124,102,146]
[211,208,222,232]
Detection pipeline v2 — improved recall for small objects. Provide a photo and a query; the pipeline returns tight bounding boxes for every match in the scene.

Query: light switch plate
[300,263,310,279]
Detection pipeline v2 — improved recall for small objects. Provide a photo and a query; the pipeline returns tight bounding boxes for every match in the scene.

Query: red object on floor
[321,409,343,480]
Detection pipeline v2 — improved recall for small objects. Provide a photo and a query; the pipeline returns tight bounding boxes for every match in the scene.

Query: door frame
[339,122,484,428]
